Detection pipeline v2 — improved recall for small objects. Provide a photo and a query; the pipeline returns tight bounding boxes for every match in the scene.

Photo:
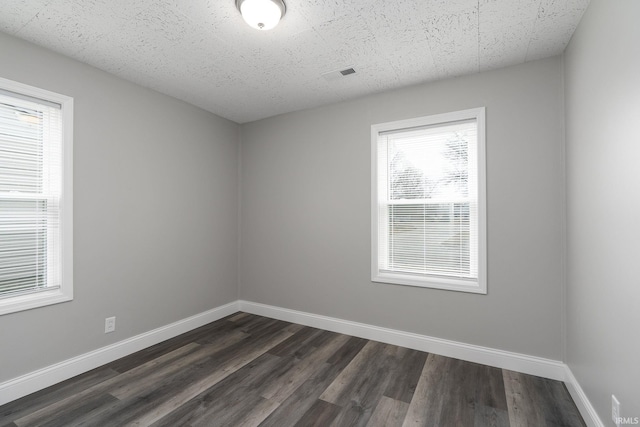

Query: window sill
[0,288,73,316]
[372,272,487,294]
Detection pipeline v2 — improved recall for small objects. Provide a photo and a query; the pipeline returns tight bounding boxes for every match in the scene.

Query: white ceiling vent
[321,67,357,81]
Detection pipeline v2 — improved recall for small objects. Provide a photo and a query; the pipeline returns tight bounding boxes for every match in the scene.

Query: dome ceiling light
[236,0,286,31]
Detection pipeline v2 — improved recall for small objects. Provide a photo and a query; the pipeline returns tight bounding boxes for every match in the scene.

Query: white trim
[0,288,72,316]
[564,366,605,427]
[61,95,74,306]
[238,300,564,380]
[0,301,239,406]
[373,271,486,294]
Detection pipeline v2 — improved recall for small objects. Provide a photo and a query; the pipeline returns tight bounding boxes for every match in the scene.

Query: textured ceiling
[0,0,589,123]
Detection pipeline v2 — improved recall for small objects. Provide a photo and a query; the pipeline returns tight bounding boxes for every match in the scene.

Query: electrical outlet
[612,395,621,427]
[104,316,116,333]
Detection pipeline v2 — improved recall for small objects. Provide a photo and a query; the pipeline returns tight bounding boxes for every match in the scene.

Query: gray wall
[240,57,565,359]
[0,33,239,382]
[564,0,640,422]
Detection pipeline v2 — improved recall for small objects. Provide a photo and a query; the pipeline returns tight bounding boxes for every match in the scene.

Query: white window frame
[0,77,73,315]
[371,107,486,294]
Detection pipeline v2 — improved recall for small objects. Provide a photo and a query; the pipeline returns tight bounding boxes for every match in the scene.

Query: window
[0,77,73,315]
[371,108,486,294]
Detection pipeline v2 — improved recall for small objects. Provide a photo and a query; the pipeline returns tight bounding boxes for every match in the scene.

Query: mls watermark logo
[612,395,638,426]
[616,417,640,425]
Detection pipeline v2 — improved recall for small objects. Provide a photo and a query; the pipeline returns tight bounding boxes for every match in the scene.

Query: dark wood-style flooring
[0,312,586,427]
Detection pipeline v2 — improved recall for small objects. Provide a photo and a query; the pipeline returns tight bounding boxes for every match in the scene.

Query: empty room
[0,0,638,425]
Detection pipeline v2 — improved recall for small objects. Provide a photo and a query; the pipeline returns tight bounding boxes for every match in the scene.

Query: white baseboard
[0,301,239,406]
[564,366,604,427]
[239,300,566,380]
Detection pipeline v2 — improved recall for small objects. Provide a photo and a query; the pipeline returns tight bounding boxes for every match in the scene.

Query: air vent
[321,67,357,81]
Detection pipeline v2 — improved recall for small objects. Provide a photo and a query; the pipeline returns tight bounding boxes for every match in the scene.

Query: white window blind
[372,108,486,294]
[0,89,64,300]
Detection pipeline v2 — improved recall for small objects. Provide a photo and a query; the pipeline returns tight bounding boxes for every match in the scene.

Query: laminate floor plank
[149,353,284,427]
[473,365,510,427]
[257,362,338,427]
[238,317,291,337]
[192,323,251,346]
[324,342,401,426]
[404,353,474,427]
[504,370,547,427]
[260,333,350,403]
[260,337,367,427]
[109,331,248,400]
[228,312,250,322]
[474,404,510,427]
[0,313,586,427]
[121,322,297,426]
[438,358,488,427]
[104,327,221,374]
[163,331,351,427]
[21,393,118,427]
[83,352,284,426]
[505,370,586,427]
[55,395,128,427]
[366,396,410,427]
[12,342,201,426]
[0,367,118,425]
[105,316,241,373]
[231,313,273,329]
[258,336,369,427]
[116,355,277,427]
[294,330,342,359]
[293,399,342,427]
[543,381,586,427]
[230,396,282,427]
[197,393,272,427]
[267,326,324,357]
[383,348,428,404]
[17,319,292,427]
[326,336,369,366]
[478,365,509,411]
[320,341,393,405]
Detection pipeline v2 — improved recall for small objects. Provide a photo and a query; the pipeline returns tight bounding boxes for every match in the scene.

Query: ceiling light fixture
[236,0,286,31]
